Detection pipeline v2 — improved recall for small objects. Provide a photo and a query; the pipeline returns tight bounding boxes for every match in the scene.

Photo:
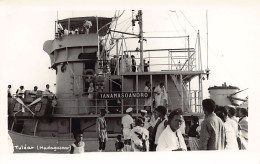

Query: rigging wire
[180,11,198,33]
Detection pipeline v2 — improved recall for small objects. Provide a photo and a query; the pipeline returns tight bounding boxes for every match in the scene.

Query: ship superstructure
[8,11,206,153]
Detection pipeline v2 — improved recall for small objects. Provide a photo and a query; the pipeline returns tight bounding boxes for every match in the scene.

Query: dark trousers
[99,138,106,150]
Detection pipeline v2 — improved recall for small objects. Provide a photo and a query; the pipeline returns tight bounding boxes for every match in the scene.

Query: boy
[70,129,85,154]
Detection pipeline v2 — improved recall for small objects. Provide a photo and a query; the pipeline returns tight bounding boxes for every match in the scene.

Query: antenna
[206,10,210,79]
[206,10,209,70]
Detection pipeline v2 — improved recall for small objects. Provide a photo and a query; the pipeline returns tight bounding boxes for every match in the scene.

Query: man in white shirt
[154,82,167,108]
[130,118,149,152]
[157,108,187,151]
[151,106,167,151]
[16,86,25,98]
[226,105,239,137]
[42,84,53,98]
[121,107,134,151]
[29,86,38,99]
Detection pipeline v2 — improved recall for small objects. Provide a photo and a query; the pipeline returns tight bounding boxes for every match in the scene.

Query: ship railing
[121,48,200,73]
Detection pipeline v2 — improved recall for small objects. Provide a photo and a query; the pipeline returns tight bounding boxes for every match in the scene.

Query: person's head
[168,108,184,132]
[126,107,133,116]
[159,82,164,88]
[191,115,199,125]
[135,118,144,127]
[131,55,135,58]
[202,99,216,115]
[8,85,11,89]
[34,86,38,91]
[113,55,117,58]
[117,134,122,141]
[154,106,167,119]
[46,84,50,89]
[238,108,248,117]
[89,82,93,87]
[215,106,228,122]
[226,105,236,118]
[145,81,150,87]
[140,110,147,117]
[20,86,24,90]
[73,129,83,143]
[100,108,106,117]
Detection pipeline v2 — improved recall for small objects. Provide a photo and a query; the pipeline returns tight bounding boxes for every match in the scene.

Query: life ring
[82,69,95,82]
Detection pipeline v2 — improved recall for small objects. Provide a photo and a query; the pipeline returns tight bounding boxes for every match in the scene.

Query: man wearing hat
[121,107,134,151]
[140,110,150,129]
[130,118,149,152]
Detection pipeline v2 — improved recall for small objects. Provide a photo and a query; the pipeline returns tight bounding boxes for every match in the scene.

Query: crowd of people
[109,54,150,75]
[69,98,248,153]
[7,84,54,99]
[56,20,93,38]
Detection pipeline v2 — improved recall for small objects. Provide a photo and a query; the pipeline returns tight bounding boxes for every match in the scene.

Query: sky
[1,0,260,162]
[0,8,256,100]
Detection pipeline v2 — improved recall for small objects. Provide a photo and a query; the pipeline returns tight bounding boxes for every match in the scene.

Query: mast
[206,10,210,79]
[138,10,144,72]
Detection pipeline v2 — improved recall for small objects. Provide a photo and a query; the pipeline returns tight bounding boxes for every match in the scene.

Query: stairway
[170,75,191,112]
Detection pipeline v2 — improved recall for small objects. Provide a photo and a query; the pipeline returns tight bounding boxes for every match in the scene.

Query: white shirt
[143,116,151,129]
[122,114,134,129]
[226,117,238,137]
[71,142,85,154]
[224,121,239,150]
[157,126,187,151]
[155,119,167,144]
[130,126,149,152]
[122,114,134,139]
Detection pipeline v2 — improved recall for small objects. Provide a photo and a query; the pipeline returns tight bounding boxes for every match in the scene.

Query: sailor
[130,118,149,152]
[140,109,150,129]
[121,107,134,151]
[16,86,25,98]
[8,85,12,98]
[29,86,38,99]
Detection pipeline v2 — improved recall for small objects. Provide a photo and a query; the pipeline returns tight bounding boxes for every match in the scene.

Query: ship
[8,10,207,153]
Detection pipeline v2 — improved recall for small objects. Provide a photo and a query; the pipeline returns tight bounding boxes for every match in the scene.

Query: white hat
[226,105,236,109]
[140,110,147,113]
[126,107,133,113]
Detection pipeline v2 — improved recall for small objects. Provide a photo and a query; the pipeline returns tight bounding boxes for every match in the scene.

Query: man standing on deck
[121,107,134,151]
[199,99,226,150]
[29,86,38,99]
[110,55,117,75]
[8,85,12,98]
